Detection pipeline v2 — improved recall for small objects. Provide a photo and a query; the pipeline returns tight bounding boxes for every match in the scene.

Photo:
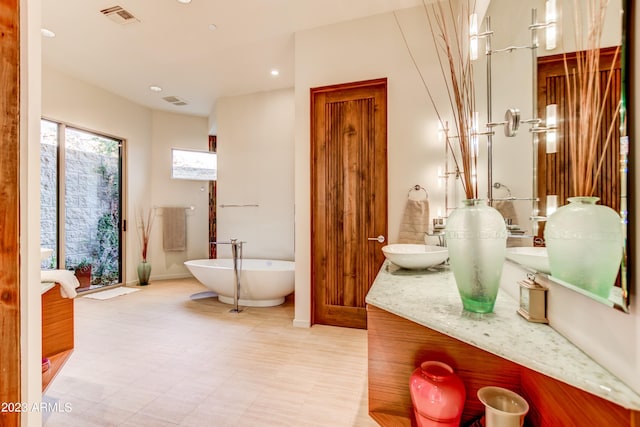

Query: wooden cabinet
[42,284,74,392]
[367,305,640,426]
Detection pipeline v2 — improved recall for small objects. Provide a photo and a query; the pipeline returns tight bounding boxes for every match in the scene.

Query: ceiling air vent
[163,96,189,106]
[100,6,139,25]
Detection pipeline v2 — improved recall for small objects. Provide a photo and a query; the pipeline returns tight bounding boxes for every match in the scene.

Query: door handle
[367,235,385,243]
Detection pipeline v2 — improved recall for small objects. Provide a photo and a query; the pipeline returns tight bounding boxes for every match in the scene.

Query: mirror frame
[624,0,635,312]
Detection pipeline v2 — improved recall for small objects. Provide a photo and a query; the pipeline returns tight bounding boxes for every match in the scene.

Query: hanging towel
[163,207,187,252]
[494,200,527,247]
[398,199,430,244]
[41,269,80,298]
[493,200,518,226]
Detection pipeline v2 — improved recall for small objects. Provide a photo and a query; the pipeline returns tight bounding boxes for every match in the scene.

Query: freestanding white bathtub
[184,258,295,307]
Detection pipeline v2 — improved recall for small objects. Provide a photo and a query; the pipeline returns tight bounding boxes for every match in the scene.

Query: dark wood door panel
[311,78,388,329]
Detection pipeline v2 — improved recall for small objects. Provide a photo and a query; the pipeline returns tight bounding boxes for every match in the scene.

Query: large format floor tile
[43,278,378,427]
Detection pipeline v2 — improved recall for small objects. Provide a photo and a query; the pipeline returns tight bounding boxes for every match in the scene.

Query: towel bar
[407,185,428,200]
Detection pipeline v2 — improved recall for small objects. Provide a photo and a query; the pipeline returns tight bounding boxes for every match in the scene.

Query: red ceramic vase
[409,361,466,427]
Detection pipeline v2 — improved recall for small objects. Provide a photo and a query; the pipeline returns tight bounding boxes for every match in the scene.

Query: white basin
[505,247,550,274]
[382,244,449,270]
[40,247,54,261]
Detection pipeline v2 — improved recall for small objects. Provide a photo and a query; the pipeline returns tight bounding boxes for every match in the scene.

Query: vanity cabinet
[365,263,640,426]
[42,284,74,391]
[367,305,638,426]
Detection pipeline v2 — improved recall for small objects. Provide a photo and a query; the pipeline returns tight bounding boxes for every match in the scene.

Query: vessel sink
[382,244,449,270]
[41,247,54,261]
[505,247,550,274]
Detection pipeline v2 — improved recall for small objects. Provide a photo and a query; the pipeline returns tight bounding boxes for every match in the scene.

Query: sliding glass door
[40,119,124,290]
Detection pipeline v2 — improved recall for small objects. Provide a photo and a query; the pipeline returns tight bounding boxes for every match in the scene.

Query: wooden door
[311,78,388,329]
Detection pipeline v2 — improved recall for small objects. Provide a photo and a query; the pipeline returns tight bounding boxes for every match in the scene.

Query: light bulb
[547,195,558,216]
[545,104,557,153]
[469,14,479,60]
[545,0,557,50]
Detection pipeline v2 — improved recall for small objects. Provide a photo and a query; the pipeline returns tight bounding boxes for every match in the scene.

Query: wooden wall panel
[208,135,217,259]
[0,1,21,426]
[521,367,630,427]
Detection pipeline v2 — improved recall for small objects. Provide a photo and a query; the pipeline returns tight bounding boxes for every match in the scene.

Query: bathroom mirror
[476,0,630,311]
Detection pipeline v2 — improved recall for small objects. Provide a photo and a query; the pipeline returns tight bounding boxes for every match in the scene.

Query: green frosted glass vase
[544,196,623,299]
[445,199,508,313]
[137,261,152,286]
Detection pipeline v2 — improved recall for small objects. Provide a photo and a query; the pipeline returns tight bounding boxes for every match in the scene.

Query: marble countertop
[365,261,640,411]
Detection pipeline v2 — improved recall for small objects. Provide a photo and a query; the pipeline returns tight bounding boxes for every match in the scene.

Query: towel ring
[408,185,428,200]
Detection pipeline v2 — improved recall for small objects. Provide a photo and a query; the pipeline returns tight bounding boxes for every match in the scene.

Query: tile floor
[43,278,378,427]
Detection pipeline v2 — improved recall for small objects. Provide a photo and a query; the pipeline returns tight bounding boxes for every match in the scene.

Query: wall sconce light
[438,120,448,143]
[545,104,557,153]
[546,195,558,216]
[469,13,479,60]
[545,0,557,50]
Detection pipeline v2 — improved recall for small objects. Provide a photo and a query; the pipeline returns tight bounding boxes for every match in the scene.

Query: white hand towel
[163,207,187,252]
[41,269,80,298]
[398,199,430,244]
[494,200,529,247]
[493,200,518,225]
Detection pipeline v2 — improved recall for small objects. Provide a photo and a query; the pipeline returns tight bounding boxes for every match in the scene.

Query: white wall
[294,7,451,326]
[149,110,210,278]
[21,0,43,424]
[42,66,152,285]
[214,89,295,261]
[42,67,209,284]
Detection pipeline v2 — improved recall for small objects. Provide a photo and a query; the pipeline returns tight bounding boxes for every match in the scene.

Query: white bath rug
[82,287,140,300]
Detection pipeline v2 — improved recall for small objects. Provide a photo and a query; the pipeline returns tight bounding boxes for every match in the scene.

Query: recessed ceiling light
[41,28,56,38]
[149,85,163,92]
[208,23,217,31]
[270,69,280,76]
[177,0,192,3]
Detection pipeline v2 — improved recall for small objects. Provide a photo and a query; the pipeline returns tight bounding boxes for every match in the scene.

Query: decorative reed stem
[564,0,621,197]
[136,208,155,262]
[395,0,478,200]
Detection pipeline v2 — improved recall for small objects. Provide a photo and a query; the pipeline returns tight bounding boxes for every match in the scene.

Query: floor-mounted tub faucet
[210,239,245,313]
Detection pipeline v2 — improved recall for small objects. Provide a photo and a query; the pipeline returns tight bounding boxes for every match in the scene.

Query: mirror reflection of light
[545,0,557,50]
[469,13,479,60]
[546,195,558,216]
[438,120,448,143]
[546,104,558,153]
[546,131,557,153]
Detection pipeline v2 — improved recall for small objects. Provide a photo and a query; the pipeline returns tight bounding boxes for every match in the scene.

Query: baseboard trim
[293,319,310,328]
